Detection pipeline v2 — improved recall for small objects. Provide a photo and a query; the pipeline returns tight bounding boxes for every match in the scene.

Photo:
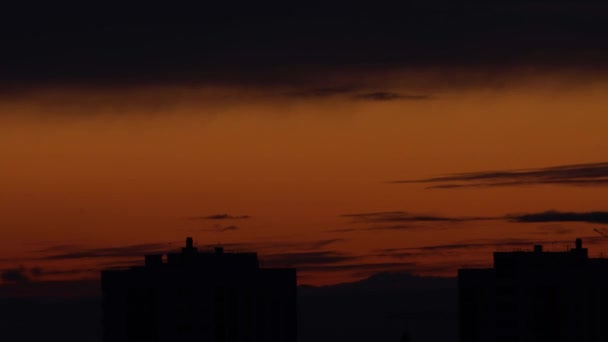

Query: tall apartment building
[459,238,608,342]
[102,237,297,342]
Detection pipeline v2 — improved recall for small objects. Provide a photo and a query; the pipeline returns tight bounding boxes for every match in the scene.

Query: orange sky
[2,71,608,285]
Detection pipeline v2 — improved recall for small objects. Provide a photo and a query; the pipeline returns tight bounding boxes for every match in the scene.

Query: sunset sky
[2,1,608,289]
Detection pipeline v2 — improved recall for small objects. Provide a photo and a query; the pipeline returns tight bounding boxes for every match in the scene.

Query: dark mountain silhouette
[0,272,458,342]
[299,272,457,295]
[0,279,100,298]
[299,273,458,342]
[0,296,102,342]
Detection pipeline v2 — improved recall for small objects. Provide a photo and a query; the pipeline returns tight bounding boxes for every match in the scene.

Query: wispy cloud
[35,267,97,277]
[375,238,534,255]
[96,259,142,269]
[367,225,424,231]
[284,87,432,103]
[32,238,345,265]
[218,225,239,232]
[375,236,606,256]
[407,239,533,252]
[508,210,608,224]
[331,224,423,233]
[0,265,93,284]
[261,251,360,268]
[332,211,493,233]
[531,224,575,236]
[342,211,485,223]
[203,225,240,233]
[200,238,345,253]
[188,214,251,220]
[353,92,432,101]
[283,86,355,98]
[1,266,30,284]
[35,242,177,261]
[334,208,608,235]
[373,251,418,260]
[392,161,608,188]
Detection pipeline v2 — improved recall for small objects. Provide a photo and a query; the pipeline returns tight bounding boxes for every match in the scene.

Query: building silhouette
[102,237,297,342]
[459,238,608,342]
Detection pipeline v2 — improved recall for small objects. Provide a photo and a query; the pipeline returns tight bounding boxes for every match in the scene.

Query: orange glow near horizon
[2,72,608,286]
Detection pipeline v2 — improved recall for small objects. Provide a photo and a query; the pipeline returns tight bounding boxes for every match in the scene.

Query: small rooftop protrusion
[215,246,224,255]
[534,245,542,253]
[576,238,583,250]
[181,237,198,254]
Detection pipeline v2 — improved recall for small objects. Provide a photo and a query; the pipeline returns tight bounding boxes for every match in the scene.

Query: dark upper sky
[2,1,608,88]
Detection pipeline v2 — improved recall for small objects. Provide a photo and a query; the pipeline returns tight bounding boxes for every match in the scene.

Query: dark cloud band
[393,161,608,188]
[333,209,608,234]
[508,210,608,224]
[2,2,608,90]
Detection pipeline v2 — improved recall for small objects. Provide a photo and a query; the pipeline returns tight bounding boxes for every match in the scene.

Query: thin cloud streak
[284,87,433,102]
[202,225,240,233]
[534,224,575,236]
[352,209,608,225]
[188,214,251,220]
[283,86,355,98]
[392,161,608,188]
[508,210,608,224]
[352,92,432,101]
[37,243,176,261]
[376,236,607,256]
[329,224,433,233]
[33,238,345,262]
[341,211,491,223]
[194,238,346,254]
[332,211,497,233]
[333,209,608,234]
[261,251,360,268]
[0,266,94,284]
[367,225,424,231]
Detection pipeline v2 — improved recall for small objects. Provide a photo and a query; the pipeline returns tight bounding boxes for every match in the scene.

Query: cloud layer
[2,2,608,90]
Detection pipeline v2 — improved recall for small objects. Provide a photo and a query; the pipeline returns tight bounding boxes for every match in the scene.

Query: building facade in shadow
[102,237,297,342]
[459,238,608,342]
